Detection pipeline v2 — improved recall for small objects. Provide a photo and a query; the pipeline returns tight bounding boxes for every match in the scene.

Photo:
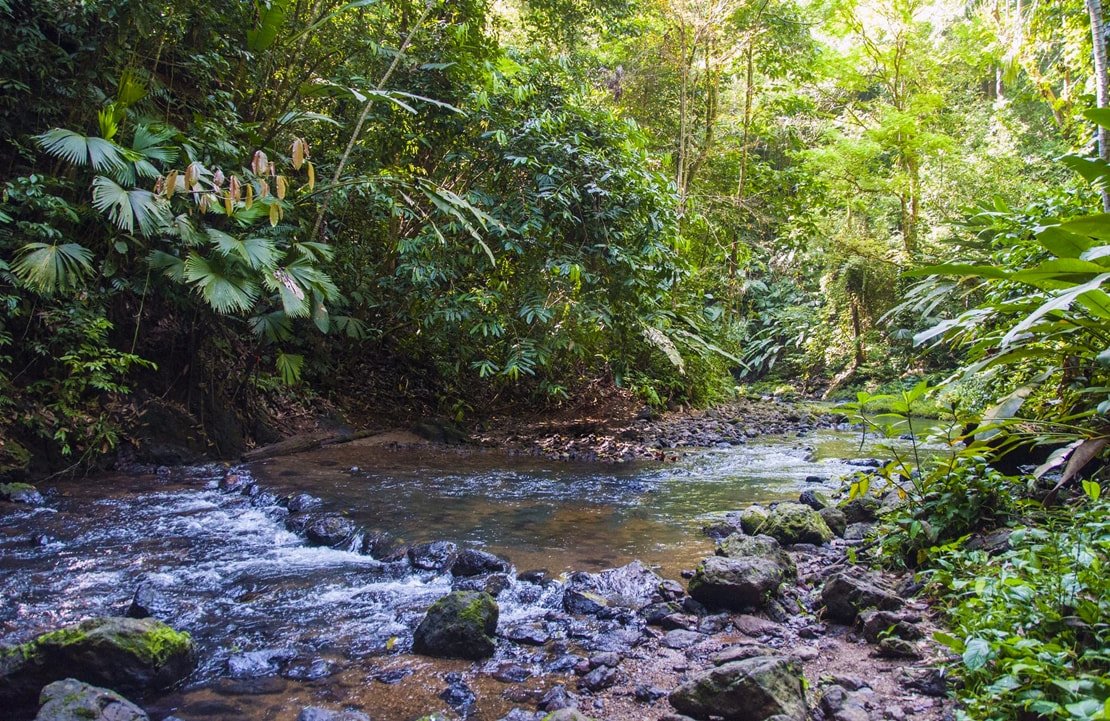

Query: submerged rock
[296,708,372,721]
[125,581,175,621]
[0,617,196,711]
[452,548,512,577]
[35,678,148,721]
[563,561,662,612]
[668,655,807,721]
[303,514,358,548]
[687,556,784,611]
[763,503,834,546]
[412,591,498,660]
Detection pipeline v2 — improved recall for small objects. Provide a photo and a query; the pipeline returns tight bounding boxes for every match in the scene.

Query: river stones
[818,506,848,537]
[715,533,797,579]
[35,678,149,721]
[0,617,196,711]
[0,482,44,505]
[409,541,459,572]
[821,567,904,623]
[763,503,834,546]
[296,708,372,721]
[687,556,784,611]
[303,514,358,548]
[412,591,498,660]
[740,505,770,535]
[669,655,807,721]
[563,561,663,614]
[452,548,511,577]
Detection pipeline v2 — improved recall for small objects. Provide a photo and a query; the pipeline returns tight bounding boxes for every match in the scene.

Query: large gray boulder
[716,533,797,579]
[687,556,784,611]
[563,561,662,613]
[764,503,834,545]
[668,655,807,721]
[35,678,148,721]
[0,617,196,711]
[821,568,904,623]
[412,591,498,660]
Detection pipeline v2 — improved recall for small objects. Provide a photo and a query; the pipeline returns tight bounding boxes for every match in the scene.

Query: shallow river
[0,428,923,720]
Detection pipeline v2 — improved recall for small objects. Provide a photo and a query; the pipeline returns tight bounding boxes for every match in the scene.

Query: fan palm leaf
[36,129,126,173]
[91,176,171,237]
[183,253,259,313]
[11,242,94,295]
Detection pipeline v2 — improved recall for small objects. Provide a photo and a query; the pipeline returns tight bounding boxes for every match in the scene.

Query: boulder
[35,678,148,721]
[0,617,196,711]
[0,482,44,505]
[859,610,923,643]
[302,514,357,547]
[687,556,784,611]
[668,655,807,721]
[818,507,847,537]
[409,541,459,572]
[840,496,881,524]
[412,591,498,660]
[715,534,796,578]
[740,505,770,535]
[821,569,904,623]
[543,711,593,721]
[563,561,662,611]
[763,503,833,546]
[843,522,876,541]
[452,549,511,577]
[820,684,872,721]
[285,493,323,513]
[798,489,830,510]
[126,582,174,621]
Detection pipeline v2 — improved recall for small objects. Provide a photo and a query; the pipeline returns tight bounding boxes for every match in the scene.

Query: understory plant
[930,482,1110,721]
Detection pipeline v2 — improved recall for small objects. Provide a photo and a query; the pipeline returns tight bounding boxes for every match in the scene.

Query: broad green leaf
[1001,273,1110,346]
[1038,226,1095,258]
[1082,479,1102,501]
[931,631,965,652]
[183,253,258,313]
[1060,214,1110,241]
[902,263,1009,280]
[1011,260,1110,289]
[11,242,93,295]
[642,326,685,375]
[962,638,991,671]
[147,250,186,281]
[1078,289,1110,319]
[247,0,289,51]
[1060,154,1110,186]
[1084,107,1110,130]
[249,311,293,342]
[207,229,277,270]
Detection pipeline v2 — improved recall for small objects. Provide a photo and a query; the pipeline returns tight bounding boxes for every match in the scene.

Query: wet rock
[35,678,148,721]
[669,655,807,721]
[518,570,549,585]
[841,497,881,524]
[716,533,797,578]
[539,684,576,712]
[634,684,668,703]
[564,561,662,611]
[699,613,732,634]
[544,654,586,673]
[409,541,459,572]
[661,613,697,631]
[491,662,531,683]
[296,708,372,721]
[543,710,593,721]
[453,572,511,596]
[283,658,338,680]
[642,602,682,625]
[859,610,924,643]
[371,667,413,684]
[662,629,705,649]
[218,473,251,492]
[498,710,545,721]
[439,672,476,715]
[588,652,620,668]
[412,591,498,660]
[658,578,686,601]
[285,493,322,512]
[819,507,848,537]
[820,684,872,721]
[227,648,296,677]
[821,568,904,623]
[798,489,830,510]
[687,556,784,611]
[503,623,550,646]
[844,522,876,541]
[452,549,512,577]
[564,589,609,616]
[126,581,174,621]
[0,617,196,711]
[0,482,44,505]
[303,514,357,547]
[740,505,770,535]
[578,665,619,692]
[711,643,772,665]
[763,503,834,546]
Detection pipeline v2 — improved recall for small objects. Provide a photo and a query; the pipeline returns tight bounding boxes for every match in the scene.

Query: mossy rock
[0,482,43,505]
[740,505,770,535]
[35,678,149,721]
[687,556,784,611]
[716,533,797,579]
[411,591,498,660]
[669,655,807,721]
[0,617,196,712]
[763,503,833,545]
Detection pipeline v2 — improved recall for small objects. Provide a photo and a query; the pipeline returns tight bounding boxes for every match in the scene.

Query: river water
[0,428,922,720]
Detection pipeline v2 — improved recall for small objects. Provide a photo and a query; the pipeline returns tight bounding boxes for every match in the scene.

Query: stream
[0,427,926,720]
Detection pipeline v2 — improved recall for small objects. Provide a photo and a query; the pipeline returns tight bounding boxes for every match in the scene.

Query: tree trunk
[1088,0,1110,211]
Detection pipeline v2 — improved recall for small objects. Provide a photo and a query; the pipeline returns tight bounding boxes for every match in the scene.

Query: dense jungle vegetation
[2,0,1110,716]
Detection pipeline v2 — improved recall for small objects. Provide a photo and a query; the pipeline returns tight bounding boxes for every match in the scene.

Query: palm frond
[12,242,94,295]
[36,129,126,172]
[91,176,171,237]
[183,253,259,313]
[249,311,293,342]
[147,249,186,282]
[207,229,278,270]
[132,125,179,164]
